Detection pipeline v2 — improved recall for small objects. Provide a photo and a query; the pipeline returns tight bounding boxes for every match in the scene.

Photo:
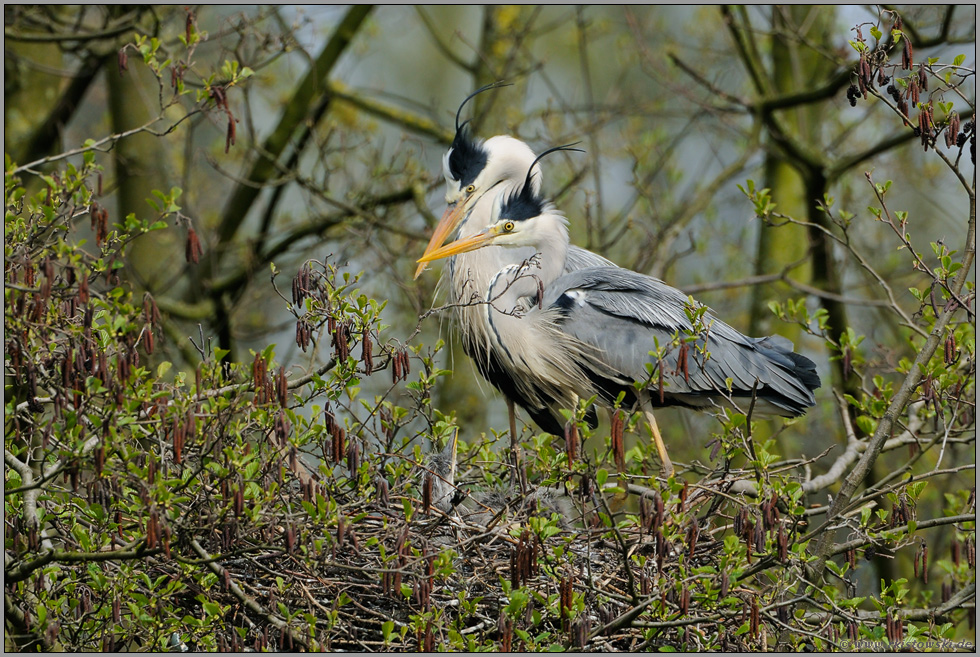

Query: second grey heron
[415,85,614,483]
[418,150,821,476]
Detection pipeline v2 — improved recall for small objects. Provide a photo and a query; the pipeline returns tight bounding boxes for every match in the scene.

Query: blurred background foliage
[4,4,975,650]
[5,5,971,442]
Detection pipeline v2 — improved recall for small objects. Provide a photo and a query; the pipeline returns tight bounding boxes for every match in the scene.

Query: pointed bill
[414,203,467,279]
[416,227,497,264]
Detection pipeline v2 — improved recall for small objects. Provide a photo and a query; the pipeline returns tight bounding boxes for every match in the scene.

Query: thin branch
[644,128,760,278]
[5,592,51,651]
[828,513,976,558]
[6,543,161,584]
[154,295,217,321]
[189,538,310,650]
[208,186,416,296]
[3,16,140,43]
[6,436,97,550]
[805,582,975,625]
[758,66,853,112]
[208,5,374,258]
[666,50,747,107]
[15,54,105,165]
[810,184,975,572]
[765,210,928,338]
[414,6,473,72]
[329,80,454,144]
[801,394,861,494]
[721,5,772,98]
[11,115,195,175]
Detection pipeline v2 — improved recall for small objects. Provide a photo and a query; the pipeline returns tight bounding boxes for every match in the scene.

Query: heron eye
[503,221,515,233]
[465,184,476,194]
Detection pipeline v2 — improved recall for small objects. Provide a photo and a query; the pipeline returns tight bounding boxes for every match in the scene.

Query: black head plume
[447,81,512,186]
[454,81,512,134]
[500,143,584,223]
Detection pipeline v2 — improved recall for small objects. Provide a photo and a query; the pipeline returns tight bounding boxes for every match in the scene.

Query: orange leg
[641,395,674,478]
[507,399,528,494]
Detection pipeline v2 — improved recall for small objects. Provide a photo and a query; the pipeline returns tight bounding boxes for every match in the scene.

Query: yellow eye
[503,221,515,233]
[465,184,476,194]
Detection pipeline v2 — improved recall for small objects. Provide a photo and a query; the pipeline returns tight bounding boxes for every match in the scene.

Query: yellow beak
[414,202,467,280]
[415,226,498,265]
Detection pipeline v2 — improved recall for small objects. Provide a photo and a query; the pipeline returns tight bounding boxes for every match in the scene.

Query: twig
[828,513,976,558]
[801,394,861,494]
[12,115,197,175]
[189,538,311,650]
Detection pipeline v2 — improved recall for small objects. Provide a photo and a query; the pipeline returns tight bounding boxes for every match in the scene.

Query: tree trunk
[5,40,66,165]
[748,5,834,338]
[106,59,177,291]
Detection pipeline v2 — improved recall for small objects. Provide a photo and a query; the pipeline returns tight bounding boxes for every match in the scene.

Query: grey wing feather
[543,267,819,416]
[544,267,699,334]
[564,246,615,272]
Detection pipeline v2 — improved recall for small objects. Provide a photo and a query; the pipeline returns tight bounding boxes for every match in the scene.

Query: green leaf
[855,415,875,435]
[907,481,927,500]
[261,343,276,362]
[953,54,966,66]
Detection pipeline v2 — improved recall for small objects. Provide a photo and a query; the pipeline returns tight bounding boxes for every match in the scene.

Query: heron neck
[483,264,538,371]
[488,228,567,306]
[531,220,569,288]
[449,180,540,305]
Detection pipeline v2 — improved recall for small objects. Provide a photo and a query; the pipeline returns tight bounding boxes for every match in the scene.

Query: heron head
[417,135,541,277]
[425,427,459,512]
[442,121,487,206]
[417,84,543,279]
[440,81,515,206]
[416,144,579,263]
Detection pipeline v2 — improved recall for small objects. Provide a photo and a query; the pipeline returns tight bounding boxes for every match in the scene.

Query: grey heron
[418,149,821,477]
[415,85,614,482]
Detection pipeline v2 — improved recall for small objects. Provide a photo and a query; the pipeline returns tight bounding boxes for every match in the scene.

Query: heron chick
[424,429,576,529]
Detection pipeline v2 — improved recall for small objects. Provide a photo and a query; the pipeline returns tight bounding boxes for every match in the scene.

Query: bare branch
[189,539,310,650]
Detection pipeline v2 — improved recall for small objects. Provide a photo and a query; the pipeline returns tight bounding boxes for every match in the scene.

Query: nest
[190,471,760,652]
